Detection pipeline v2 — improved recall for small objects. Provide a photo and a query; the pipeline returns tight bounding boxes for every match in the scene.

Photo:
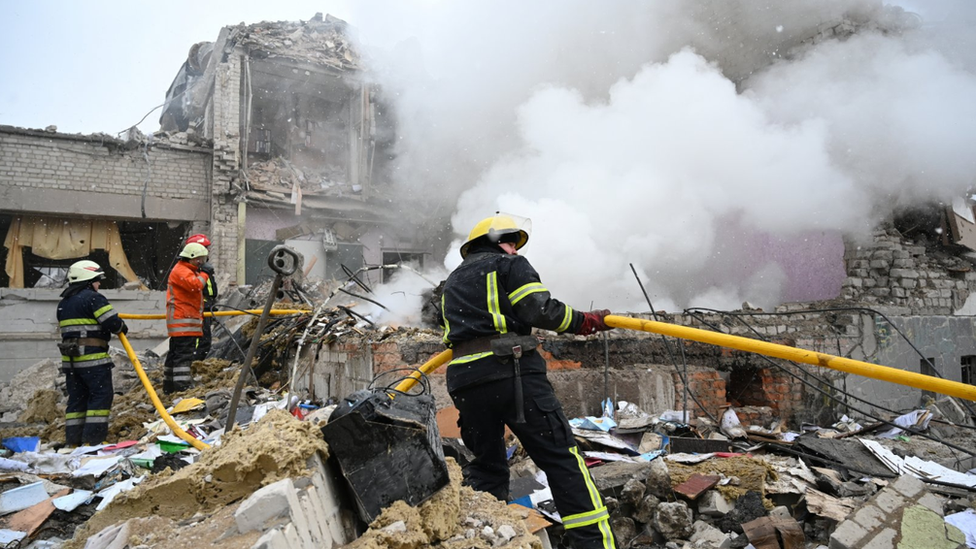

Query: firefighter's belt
[59,338,109,357]
[490,335,539,357]
[71,337,109,348]
[452,335,500,357]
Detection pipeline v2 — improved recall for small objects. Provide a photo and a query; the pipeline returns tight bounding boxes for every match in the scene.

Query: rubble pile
[489,400,976,549]
[68,409,329,545]
[246,156,361,200]
[349,460,541,549]
[232,13,360,71]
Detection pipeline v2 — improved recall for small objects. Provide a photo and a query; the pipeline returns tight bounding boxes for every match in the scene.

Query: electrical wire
[337,305,375,327]
[687,306,976,422]
[370,367,433,397]
[629,264,718,423]
[338,287,390,311]
[679,307,976,460]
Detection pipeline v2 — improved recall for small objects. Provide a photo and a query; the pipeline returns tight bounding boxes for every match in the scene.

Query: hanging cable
[680,308,976,460]
[629,264,717,423]
[688,306,976,418]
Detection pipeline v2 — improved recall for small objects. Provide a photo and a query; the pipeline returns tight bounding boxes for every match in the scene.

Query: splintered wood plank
[1,489,70,536]
[508,503,552,534]
[673,473,721,500]
[741,516,780,549]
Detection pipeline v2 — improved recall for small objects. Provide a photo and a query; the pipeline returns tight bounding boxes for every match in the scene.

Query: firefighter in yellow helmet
[440,213,616,549]
[57,260,128,446]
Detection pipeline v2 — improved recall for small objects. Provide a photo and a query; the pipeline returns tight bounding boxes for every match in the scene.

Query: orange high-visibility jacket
[166,260,209,338]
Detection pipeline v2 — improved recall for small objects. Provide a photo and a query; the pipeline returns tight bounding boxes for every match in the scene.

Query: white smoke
[362,266,447,326]
[349,0,976,315]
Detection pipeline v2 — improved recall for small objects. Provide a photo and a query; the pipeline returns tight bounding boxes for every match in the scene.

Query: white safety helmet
[67,260,105,284]
[179,242,209,259]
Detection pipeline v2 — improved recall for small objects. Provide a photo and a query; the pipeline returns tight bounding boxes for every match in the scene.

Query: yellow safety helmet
[179,242,209,259]
[67,260,105,284]
[460,213,530,258]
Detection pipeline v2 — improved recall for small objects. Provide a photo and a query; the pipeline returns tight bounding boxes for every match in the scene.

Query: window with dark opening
[962,356,976,386]
[920,357,937,403]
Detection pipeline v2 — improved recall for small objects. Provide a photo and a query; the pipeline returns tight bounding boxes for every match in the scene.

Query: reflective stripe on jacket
[57,287,123,370]
[441,249,584,347]
[166,260,207,338]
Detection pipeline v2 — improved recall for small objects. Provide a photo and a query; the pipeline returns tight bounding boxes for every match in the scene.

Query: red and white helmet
[67,260,104,284]
[186,234,211,247]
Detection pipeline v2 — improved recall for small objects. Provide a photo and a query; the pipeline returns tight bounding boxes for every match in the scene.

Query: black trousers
[164,336,196,394]
[64,364,113,446]
[450,370,617,549]
[194,316,212,361]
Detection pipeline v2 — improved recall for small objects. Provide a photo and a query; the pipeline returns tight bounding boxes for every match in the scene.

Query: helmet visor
[485,212,531,251]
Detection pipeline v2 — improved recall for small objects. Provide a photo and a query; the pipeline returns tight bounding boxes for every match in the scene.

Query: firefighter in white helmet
[164,242,210,393]
[57,260,128,446]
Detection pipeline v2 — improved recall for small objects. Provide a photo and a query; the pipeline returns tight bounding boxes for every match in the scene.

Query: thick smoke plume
[349,1,976,314]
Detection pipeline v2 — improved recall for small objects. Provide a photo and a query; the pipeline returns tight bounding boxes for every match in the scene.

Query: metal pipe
[604,315,976,402]
[119,309,307,320]
[225,276,285,431]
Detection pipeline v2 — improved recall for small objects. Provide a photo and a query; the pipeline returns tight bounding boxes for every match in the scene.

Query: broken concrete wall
[0,126,211,221]
[841,228,976,314]
[0,288,166,383]
[208,51,244,285]
[301,302,976,430]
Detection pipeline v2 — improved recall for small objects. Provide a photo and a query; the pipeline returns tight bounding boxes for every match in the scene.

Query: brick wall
[0,127,211,219]
[841,229,975,314]
[209,53,243,283]
[671,366,727,422]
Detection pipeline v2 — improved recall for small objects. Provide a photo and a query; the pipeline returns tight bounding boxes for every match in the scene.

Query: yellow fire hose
[117,333,210,450]
[392,349,454,395]
[119,309,308,320]
[112,309,307,450]
[393,315,976,402]
[604,314,976,402]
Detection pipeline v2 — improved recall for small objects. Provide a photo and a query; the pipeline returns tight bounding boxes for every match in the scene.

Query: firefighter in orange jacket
[164,242,209,394]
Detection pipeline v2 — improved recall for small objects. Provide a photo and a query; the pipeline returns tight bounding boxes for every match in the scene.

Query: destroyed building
[4,4,976,549]
[0,14,418,382]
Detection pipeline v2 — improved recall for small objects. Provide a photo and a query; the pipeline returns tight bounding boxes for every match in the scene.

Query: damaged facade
[3,5,976,549]
[0,14,418,380]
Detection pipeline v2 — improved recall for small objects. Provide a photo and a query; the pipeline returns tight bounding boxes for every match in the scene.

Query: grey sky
[0,1,354,136]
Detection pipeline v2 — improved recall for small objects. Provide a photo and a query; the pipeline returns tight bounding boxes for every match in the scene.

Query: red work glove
[576,309,612,335]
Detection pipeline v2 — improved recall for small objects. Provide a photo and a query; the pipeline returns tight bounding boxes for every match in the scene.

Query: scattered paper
[945,509,976,549]
[95,476,145,511]
[569,416,617,432]
[0,458,30,473]
[877,410,932,439]
[71,457,121,478]
[0,529,27,545]
[666,452,715,464]
[53,490,94,512]
[0,481,48,516]
[582,451,635,463]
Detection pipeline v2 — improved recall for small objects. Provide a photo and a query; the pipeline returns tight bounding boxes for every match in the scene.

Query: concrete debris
[2,292,976,549]
[231,13,360,71]
[0,358,58,422]
[247,156,371,200]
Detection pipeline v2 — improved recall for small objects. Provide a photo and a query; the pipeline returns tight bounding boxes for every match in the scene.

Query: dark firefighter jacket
[57,285,124,371]
[440,246,585,391]
[202,263,218,310]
